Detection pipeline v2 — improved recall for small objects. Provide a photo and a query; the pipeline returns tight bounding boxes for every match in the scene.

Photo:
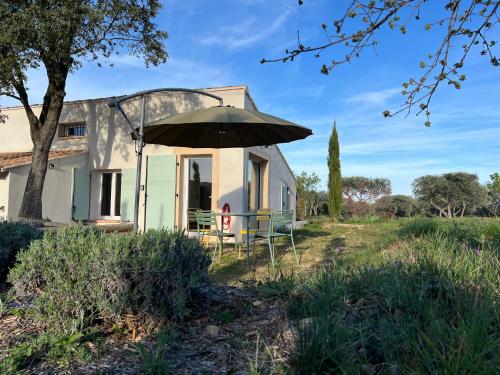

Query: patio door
[248,159,262,211]
[99,171,122,219]
[184,157,212,229]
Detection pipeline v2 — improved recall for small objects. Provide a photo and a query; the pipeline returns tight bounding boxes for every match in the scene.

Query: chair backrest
[255,208,272,229]
[187,208,201,229]
[271,210,294,231]
[195,210,217,231]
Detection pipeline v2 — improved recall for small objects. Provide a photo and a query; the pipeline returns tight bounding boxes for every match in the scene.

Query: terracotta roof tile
[0,149,87,171]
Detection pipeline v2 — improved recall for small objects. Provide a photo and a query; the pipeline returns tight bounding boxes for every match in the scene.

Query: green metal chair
[253,210,298,268]
[195,210,237,261]
[239,208,272,257]
[187,208,208,237]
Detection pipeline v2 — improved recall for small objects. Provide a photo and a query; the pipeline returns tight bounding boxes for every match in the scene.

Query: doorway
[99,171,122,219]
[184,157,212,229]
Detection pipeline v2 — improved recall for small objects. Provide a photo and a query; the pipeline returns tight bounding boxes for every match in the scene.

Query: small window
[59,122,86,138]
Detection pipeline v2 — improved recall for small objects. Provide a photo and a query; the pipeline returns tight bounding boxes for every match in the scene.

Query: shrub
[8,226,211,334]
[0,219,42,282]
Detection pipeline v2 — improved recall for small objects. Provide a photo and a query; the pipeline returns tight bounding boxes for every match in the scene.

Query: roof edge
[0,85,251,111]
[1,150,88,171]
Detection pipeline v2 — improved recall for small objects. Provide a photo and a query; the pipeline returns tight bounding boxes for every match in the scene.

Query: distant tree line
[295,171,499,220]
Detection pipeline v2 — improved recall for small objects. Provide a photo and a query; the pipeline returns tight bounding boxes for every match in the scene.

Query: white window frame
[182,156,212,229]
[98,170,122,220]
[281,185,290,211]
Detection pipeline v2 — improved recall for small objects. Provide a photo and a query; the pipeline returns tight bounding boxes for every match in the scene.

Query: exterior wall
[245,146,296,213]
[0,172,9,218]
[6,153,88,223]
[242,86,297,217]
[0,85,297,228]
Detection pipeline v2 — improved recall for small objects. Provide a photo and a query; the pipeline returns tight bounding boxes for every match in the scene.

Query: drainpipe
[108,88,223,232]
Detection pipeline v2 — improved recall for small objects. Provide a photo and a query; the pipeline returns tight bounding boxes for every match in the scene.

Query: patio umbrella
[134,106,312,148]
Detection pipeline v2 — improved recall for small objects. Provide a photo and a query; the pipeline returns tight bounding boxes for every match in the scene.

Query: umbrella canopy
[135,106,312,148]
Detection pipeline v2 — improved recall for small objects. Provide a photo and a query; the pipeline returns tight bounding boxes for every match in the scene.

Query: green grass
[210,216,401,284]
[284,217,500,373]
[0,330,106,374]
[341,215,386,224]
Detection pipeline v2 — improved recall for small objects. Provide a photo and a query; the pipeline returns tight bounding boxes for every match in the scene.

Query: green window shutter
[146,155,177,231]
[72,168,90,221]
[121,169,136,222]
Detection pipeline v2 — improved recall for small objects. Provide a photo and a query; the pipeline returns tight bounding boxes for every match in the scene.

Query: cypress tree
[328,121,342,220]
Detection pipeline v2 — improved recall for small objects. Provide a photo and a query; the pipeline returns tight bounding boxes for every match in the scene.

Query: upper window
[59,122,86,138]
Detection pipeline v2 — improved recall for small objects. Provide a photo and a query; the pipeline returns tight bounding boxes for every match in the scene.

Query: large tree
[412,172,487,217]
[327,121,342,220]
[295,171,321,220]
[262,1,498,126]
[342,176,391,217]
[0,0,167,220]
[376,194,415,218]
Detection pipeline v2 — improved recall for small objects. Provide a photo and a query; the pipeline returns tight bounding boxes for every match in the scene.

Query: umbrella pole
[133,95,146,232]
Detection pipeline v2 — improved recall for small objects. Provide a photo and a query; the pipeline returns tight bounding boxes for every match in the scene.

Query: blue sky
[2,0,499,194]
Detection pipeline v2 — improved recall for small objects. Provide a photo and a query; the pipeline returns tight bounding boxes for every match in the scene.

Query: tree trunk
[18,144,51,220]
[18,70,67,220]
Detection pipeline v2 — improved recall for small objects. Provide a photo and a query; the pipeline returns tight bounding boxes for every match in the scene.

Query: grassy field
[213,216,499,373]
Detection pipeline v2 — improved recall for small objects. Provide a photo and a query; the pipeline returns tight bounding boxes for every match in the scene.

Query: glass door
[185,157,212,229]
[99,171,122,219]
[247,159,262,211]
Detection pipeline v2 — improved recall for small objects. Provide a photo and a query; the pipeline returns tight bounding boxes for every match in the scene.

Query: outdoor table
[213,211,271,263]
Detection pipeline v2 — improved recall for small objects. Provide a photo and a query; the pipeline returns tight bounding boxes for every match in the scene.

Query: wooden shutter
[145,155,177,231]
[72,168,91,220]
[120,169,136,222]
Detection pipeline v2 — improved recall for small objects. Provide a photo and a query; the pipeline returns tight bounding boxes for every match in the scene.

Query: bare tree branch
[262,0,499,126]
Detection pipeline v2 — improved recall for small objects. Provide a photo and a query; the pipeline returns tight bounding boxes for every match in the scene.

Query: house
[0,86,296,234]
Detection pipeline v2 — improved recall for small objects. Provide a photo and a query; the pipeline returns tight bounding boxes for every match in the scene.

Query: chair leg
[291,234,299,265]
[219,236,223,261]
[212,236,218,261]
[268,237,275,268]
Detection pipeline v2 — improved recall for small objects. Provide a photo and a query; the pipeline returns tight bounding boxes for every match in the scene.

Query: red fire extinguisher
[222,203,231,231]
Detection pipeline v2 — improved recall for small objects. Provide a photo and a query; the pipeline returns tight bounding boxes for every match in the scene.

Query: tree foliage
[262,0,499,126]
[376,194,416,218]
[0,0,168,219]
[296,171,321,220]
[343,176,391,203]
[342,176,391,217]
[412,172,487,217]
[485,172,500,217]
[327,121,342,220]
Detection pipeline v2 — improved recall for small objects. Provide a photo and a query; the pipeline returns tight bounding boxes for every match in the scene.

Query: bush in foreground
[0,219,42,282]
[289,219,499,373]
[8,226,211,334]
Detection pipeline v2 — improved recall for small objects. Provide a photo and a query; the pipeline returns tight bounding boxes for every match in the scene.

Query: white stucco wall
[7,153,88,223]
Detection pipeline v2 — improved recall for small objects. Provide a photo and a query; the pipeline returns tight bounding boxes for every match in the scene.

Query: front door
[184,157,212,229]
